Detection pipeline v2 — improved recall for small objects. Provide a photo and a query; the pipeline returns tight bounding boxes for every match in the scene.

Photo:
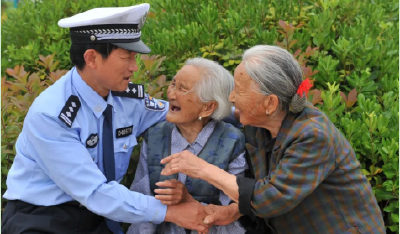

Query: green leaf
[374,188,396,200]
[387,50,398,56]
[388,225,399,232]
[391,213,399,223]
[384,201,399,213]
[361,169,370,176]
[383,167,397,180]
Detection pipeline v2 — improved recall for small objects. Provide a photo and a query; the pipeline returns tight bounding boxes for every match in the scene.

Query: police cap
[58,3,151,54]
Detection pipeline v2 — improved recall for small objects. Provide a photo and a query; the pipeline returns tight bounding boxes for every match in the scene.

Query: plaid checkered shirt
[238,103,385,234]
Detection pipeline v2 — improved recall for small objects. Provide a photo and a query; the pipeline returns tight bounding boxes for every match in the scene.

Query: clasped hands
[156,150,240,233]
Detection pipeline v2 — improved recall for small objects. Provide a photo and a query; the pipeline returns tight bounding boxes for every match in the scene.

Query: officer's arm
[26,112,167,224]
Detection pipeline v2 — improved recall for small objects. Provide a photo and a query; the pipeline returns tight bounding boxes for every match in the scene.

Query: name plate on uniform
[116,126,133,138]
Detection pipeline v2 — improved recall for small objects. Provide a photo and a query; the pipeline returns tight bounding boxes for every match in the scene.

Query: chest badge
[86,133,99,148]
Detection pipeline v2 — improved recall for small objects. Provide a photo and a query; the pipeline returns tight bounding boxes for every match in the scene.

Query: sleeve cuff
[143,196,167,224]
[237,176,256,217]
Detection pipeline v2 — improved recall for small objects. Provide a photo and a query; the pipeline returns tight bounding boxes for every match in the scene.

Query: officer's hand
[165,201,209,233]
[203,203,242,226]
[154,179,194,205]
[160,150,208,179]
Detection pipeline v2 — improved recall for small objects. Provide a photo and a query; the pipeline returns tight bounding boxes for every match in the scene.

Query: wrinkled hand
[165,201,209,233]
[154,179,194,205]
[160,150,208,179]
[203,203,241,226]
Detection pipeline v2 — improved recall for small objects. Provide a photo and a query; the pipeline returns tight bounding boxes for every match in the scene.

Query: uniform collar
[71,67,115,118]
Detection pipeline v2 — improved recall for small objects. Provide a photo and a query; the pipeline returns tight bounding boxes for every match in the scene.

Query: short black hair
[70,43,120,70]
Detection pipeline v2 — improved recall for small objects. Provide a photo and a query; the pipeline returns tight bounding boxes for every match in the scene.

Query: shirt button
[123,144,127,149]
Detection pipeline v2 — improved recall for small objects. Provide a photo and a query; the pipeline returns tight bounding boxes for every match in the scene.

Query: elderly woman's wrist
[199,162,213,179]
[202,162,223,181]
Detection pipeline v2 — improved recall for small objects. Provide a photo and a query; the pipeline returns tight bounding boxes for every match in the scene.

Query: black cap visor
[112,40,151,54]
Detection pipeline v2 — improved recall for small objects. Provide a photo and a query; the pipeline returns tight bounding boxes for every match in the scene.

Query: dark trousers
[2,200,112,234]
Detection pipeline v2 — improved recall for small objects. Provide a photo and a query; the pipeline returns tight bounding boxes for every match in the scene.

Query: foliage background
[1,0,399,232]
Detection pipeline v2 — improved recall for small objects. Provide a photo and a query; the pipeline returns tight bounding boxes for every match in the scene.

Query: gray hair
[242,45,304,112]
[185,58,234,120]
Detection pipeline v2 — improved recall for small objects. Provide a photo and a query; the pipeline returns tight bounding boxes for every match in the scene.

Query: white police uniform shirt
[3,67,169,224]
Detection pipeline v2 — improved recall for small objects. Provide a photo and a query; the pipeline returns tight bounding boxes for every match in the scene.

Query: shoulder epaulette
[58,95,81,128]
[112,83,145,99]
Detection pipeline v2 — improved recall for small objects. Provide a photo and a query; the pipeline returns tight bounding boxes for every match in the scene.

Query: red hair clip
[297,78,313,97]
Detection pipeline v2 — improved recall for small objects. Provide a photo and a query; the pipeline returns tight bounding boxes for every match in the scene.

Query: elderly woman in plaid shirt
[161,45,386,234]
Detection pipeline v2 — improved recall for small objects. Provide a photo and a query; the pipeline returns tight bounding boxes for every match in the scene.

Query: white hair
[242,45,303,112]
[185,58,234,120]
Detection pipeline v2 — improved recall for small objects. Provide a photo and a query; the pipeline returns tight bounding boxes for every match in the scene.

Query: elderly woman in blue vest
[127,58,247,234]
[160,45,385,234]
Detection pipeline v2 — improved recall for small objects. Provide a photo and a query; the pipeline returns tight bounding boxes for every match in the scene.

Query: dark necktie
[102,104,124,234]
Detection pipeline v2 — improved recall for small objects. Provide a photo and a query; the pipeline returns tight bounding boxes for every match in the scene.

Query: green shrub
[1,0,150,76]
[1,0,398,232]
[1,55,68,208]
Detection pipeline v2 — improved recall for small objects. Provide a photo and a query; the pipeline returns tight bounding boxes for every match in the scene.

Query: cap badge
[138,11,148,29]
[90,35,96,41]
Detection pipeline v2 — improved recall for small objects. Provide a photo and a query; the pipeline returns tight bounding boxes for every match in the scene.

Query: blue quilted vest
[144,121,245,205]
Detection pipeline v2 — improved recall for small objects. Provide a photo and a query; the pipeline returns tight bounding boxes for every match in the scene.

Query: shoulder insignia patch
[86,133,99,148]
[58,95,81,128]
[112,83,144,99]
[144,94,166,111]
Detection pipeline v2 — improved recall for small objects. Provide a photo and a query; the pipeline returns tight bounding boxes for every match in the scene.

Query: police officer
[2,3,208,234]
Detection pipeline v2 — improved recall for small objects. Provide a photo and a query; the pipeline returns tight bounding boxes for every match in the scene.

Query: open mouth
[170,105,181,112]
[123,77,130,81]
